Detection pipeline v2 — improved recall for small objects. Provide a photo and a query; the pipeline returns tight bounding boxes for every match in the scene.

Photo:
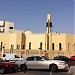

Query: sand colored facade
[0,30,25,52]
[0,14,75,58]
[0,30,75,58]
[0,21,14,33]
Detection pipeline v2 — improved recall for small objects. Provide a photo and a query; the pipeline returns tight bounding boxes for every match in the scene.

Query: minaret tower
[46,14,53,59]
[46,14,52,33]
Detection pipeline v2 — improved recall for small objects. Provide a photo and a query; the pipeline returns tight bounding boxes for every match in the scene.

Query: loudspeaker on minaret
[46,14,52,33]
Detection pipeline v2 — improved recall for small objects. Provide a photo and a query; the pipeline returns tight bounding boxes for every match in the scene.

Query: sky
[0,0,74,34]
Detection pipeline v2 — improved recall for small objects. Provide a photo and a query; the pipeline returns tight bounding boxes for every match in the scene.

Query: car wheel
[20,64,27,71]
[0,67,5,74]
[49,64,58,72]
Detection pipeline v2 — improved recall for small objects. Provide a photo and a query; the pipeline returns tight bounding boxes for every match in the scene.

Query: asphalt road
[0,68,73,75]
[1,61,75,75]
[2,70,68,75]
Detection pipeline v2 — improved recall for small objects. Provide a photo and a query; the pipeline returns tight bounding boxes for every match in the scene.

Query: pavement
[1,61,75,75]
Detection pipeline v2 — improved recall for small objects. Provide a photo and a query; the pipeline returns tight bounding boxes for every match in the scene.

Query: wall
[25,33,46,50]
[51,33,66,51]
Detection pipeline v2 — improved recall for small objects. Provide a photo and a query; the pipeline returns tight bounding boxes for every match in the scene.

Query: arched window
[52,43,54,50]
[59,43,62,50]
[29,42,31,50]
[68,43,70,52]
[11,45,14,49]
[40,42,42,50]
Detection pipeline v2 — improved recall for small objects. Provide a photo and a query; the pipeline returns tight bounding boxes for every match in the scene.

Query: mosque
[0,14,75,58]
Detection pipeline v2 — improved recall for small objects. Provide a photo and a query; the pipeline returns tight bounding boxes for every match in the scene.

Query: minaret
[46,14,53,59]
[46,14,52,33]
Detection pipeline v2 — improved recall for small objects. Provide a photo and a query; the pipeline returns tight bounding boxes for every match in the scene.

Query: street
[1,61,75,75]
[1,66,74,75]
[1,70,69,75]
[2,68,74,75]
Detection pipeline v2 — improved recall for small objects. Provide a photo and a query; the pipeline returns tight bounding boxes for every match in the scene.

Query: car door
[26,56,36,69]
[35,56,47,69]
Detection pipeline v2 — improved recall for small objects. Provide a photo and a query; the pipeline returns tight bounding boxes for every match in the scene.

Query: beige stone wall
[25,33,46,50]
[0,49,75,58]
[0,34,9,49]
[50,33,66,51]
[66,34,74,53]
[0,31,25,50]
[0,30,75,58]
[0,49,64,58]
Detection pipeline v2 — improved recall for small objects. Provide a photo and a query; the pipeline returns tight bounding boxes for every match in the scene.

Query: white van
[2,53,23,62]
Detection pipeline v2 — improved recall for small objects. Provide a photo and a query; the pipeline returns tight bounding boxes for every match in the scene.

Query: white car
[15,56,69,72]
[2,53,23,62]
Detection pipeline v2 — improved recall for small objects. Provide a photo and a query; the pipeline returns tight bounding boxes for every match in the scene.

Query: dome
[25,31,33,34]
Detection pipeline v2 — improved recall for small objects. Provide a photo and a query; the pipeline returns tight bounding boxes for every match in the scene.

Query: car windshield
[0,58,5,62]
[61,56,68,59]
[72,56,75,57]
[15,55,20,58]
[42,56,50,60]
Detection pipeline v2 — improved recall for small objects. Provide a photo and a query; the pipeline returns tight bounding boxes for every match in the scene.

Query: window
[72,56,75,57]
[68,43,70,52]
[26,57,34,61]
[59,43,62,50]
[42,56,50,60]
[36,56,43,61]
[40,42,42,50]
[23,45,25,49]
[0,58,5,62]
[16,45,18,49]
[52,43,54,50]
[15,55,20,58]
[9,27,13,29]
[0,42,3,51]
[11,45,14,49]
[29,42,31,50]
[16,45,20,49]
[0,28,4,33]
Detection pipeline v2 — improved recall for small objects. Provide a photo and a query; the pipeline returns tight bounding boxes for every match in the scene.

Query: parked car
[70,56,75,61]
[0,58,18,74]
[2,53,23,62]
[54,56,71,62]
[15,56,69,72]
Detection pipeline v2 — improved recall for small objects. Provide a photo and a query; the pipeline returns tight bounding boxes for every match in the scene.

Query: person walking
[23,63,27,73]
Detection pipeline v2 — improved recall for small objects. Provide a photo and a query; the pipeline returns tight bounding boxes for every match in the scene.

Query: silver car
[25,56,69,72]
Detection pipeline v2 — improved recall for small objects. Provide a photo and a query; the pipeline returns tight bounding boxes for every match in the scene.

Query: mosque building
[0,14,75,58]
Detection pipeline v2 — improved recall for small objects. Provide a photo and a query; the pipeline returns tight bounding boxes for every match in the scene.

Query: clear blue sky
[0,0,74,34]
